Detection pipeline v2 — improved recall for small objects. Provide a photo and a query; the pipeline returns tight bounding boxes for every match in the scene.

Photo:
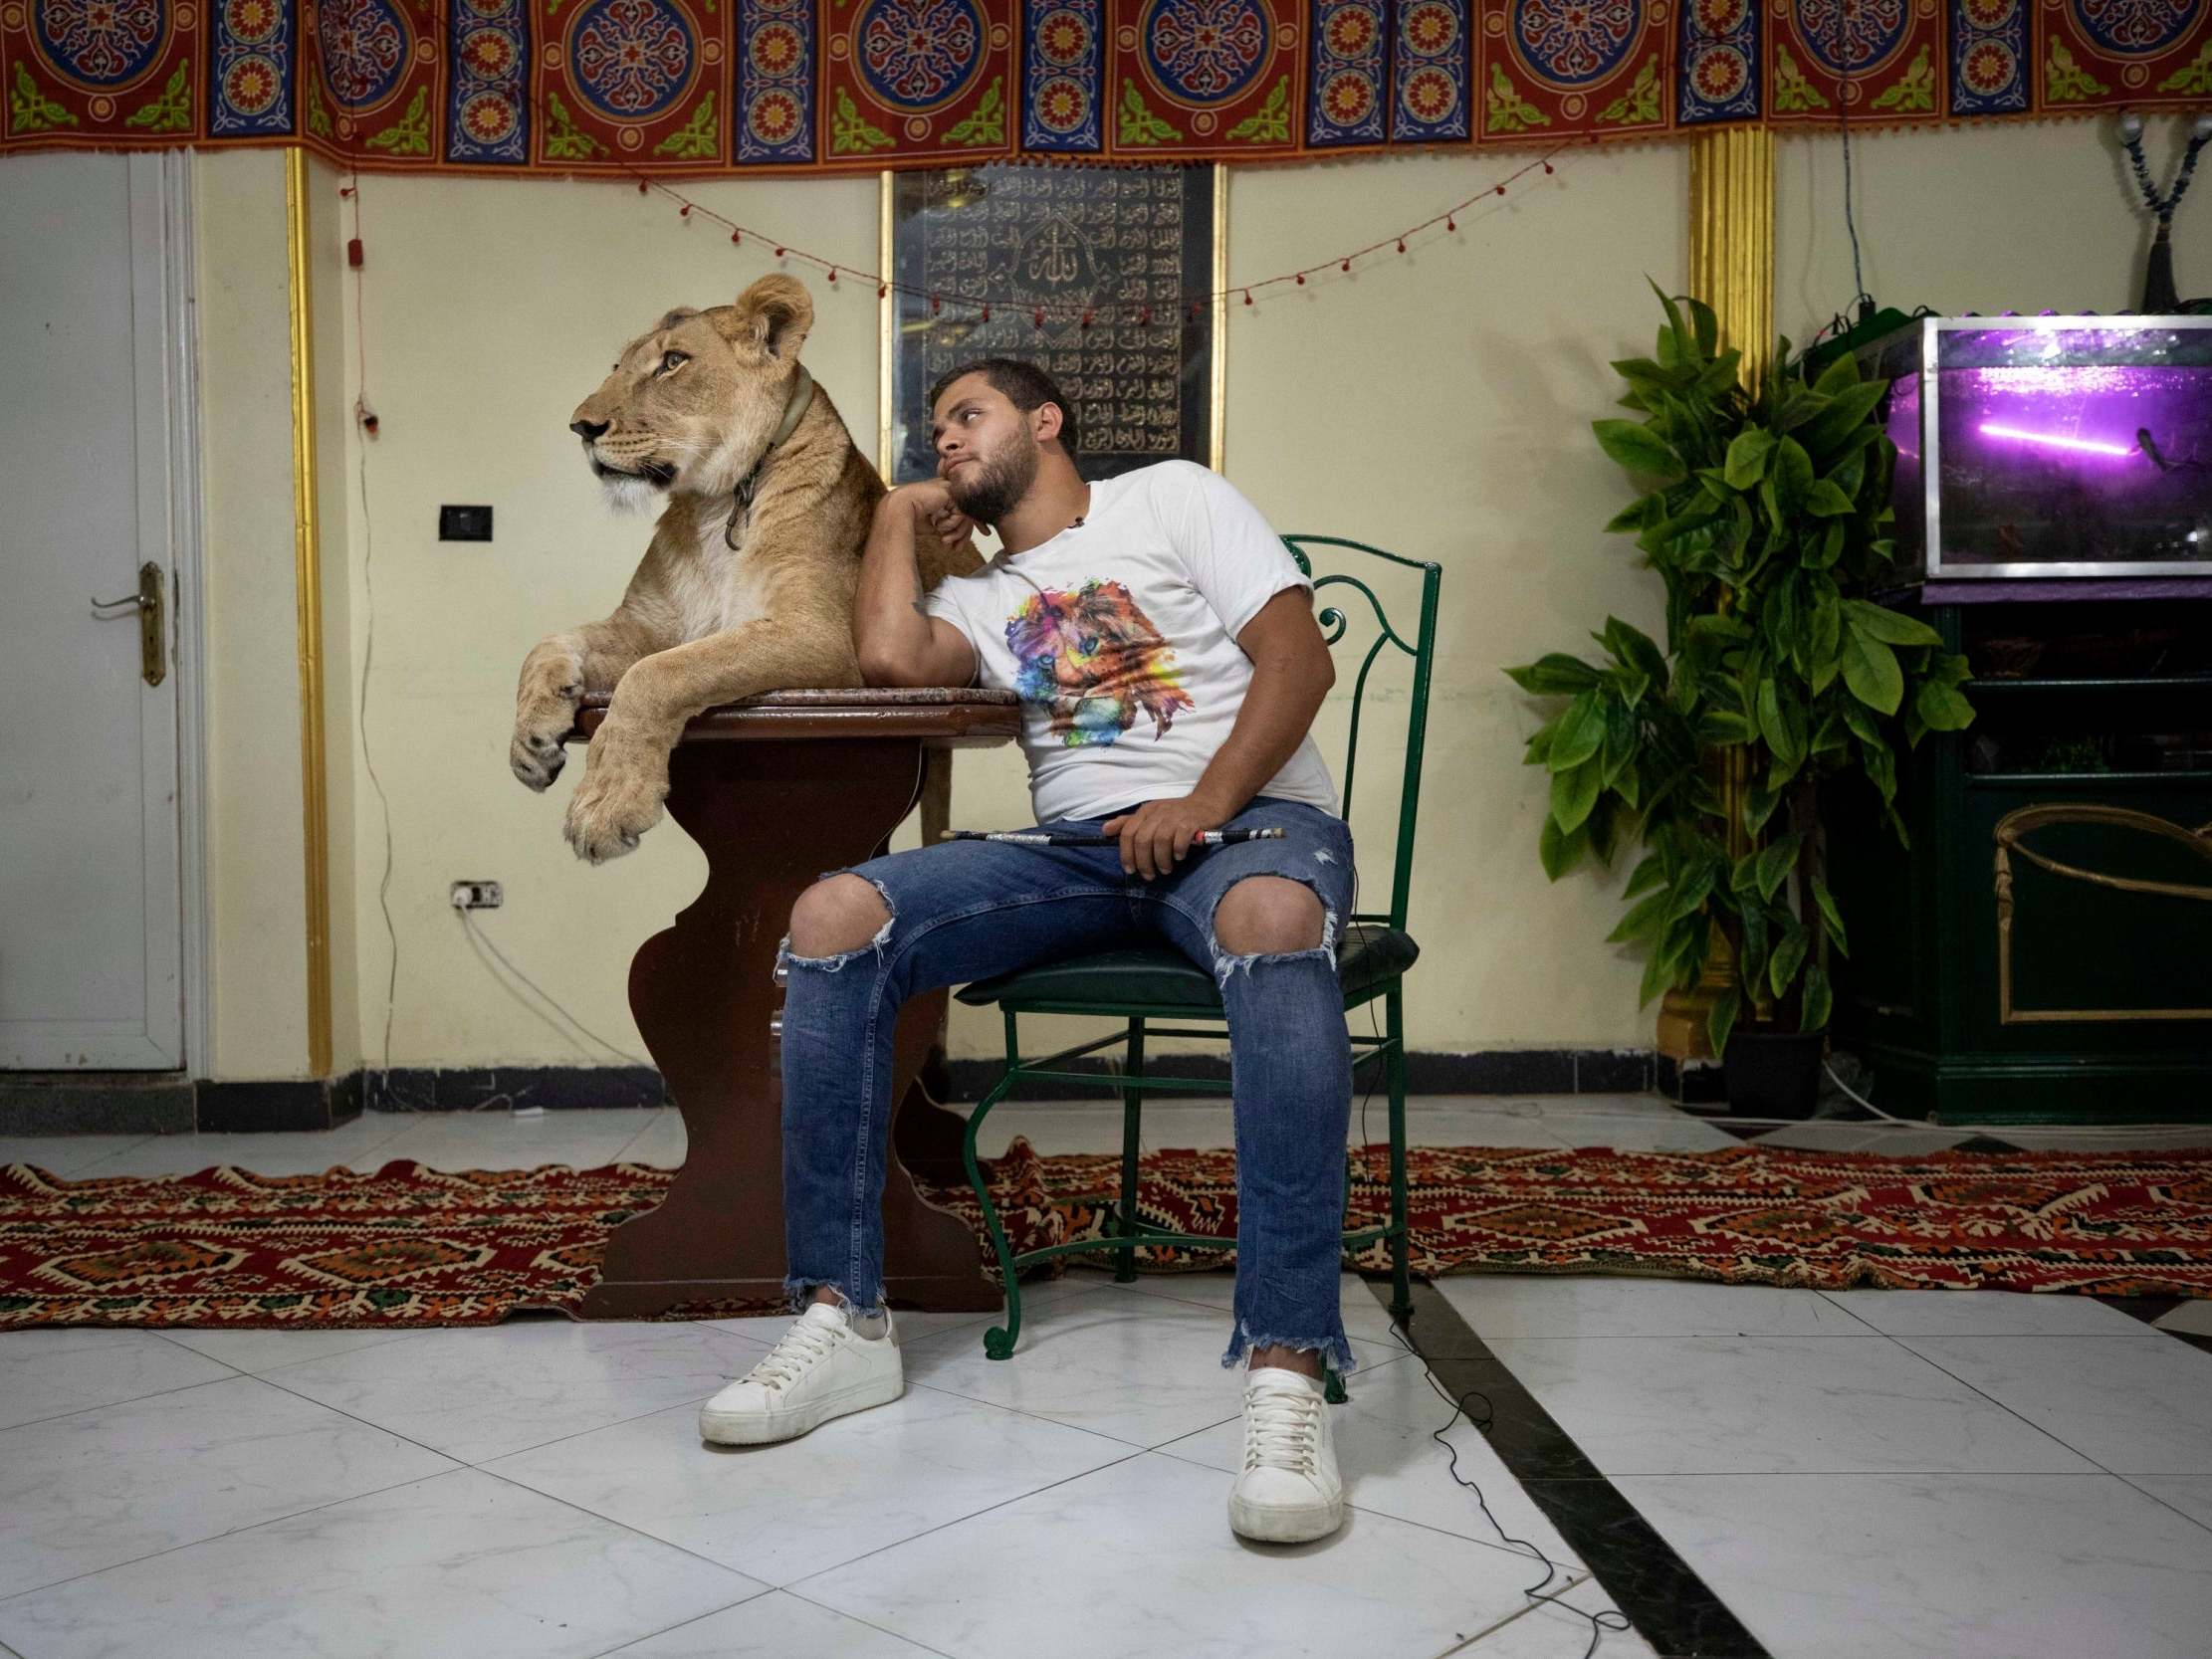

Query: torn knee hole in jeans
[774,874,896,976]
[1207,875,1339,989]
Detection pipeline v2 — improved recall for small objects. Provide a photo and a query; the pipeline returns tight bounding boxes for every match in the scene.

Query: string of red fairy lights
[620,139,1580,329]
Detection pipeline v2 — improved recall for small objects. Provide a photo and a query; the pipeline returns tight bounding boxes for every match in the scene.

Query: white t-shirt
[923,460,1341,825]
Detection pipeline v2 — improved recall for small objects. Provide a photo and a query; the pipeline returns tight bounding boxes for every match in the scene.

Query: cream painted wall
[187,116,2212,1077]
[193,148,312,1078]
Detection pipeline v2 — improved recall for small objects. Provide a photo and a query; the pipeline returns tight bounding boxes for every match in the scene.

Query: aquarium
[1856,315,2212,580]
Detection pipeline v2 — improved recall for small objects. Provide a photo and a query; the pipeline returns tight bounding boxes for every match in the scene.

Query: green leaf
[1687,295,1719,360]
[1523,721,1556,766]
[1756,681,1806,770]
[1840,629,1903,715]
[1696,350,1744,396]
[1805,479,1856,518]
[1624,853,1666,901]
[1738,903,1771,1003]
[1587,793,1620,867]
[1699,710,1758,745]
[1547,691,1606,772]
[1503,654,1603,696]
[1916,682,1976,731]
[1601,889,1662,941]
[1811,349,1862,397]
[1800,961,1833,1032]
[1599,696,1639,786]
[1603,496,1656,534]
[1841,698,1882,747]
[1842,599,1942,647]
[1593,419,1686,481]
[1799,379,1887,459]
[1760,436,1815,523]
[1539,813,1589,882]
[1723,428,1776,490]
[1551,757,1603,834]
[1769,924,1809,999]
[1809,596,1843,690]
[1647,276,1692,366]
[1812,873,1849,958]
[1708,989,1742,1059]
[1810,708,1849,754]
[1730,851,1760,896]
[1665,860,1719,923]
[1743,782,1784,838]
[1601,617,1669,690]
[1755,831,1804,903]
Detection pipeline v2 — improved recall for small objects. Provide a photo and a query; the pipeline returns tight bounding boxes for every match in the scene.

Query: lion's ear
[722,275,814,360]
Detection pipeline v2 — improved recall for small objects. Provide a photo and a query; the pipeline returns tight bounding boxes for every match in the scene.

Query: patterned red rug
[4,1140,2209,1330]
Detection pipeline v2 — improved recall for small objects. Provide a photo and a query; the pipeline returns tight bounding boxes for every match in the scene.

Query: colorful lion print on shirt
[1003,579,1196,746]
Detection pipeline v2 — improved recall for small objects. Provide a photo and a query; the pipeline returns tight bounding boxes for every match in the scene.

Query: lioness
[511,275,984,862]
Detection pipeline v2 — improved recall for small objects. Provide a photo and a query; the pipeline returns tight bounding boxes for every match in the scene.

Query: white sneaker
[698,1301,904,1445]
[1227,1366,1344,1544]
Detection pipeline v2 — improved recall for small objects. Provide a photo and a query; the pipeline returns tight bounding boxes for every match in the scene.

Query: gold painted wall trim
[286,147,334,1078]
[1659,126,1776,1064]
[875,164,1230,480]
[1688,126,1774,396]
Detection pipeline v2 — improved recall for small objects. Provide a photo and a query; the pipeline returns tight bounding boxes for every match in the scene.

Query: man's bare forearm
[1190,654,1333,817]
[852,498,931,682]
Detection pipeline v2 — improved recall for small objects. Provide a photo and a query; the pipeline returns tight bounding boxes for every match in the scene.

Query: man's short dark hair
[927,357,1079,458]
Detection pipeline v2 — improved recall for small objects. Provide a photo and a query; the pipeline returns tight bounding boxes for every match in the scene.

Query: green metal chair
[954,536,1442,1399]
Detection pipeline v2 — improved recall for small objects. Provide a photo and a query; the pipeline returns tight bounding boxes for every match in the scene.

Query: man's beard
[946,439,1038,527]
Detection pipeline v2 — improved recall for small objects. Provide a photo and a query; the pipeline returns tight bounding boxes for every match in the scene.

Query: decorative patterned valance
[5,0,2210,175]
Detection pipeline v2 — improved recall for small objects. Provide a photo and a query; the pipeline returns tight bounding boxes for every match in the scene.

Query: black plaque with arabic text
[889,164,1216,485]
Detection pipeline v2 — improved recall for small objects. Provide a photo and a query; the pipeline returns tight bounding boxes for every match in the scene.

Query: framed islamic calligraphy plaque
[879,164,1225,486]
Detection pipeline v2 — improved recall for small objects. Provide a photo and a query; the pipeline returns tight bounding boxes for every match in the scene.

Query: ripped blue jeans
[774,793,1360,1376]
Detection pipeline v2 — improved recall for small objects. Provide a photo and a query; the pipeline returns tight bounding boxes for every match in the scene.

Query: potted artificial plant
[1506,281,1975,1115]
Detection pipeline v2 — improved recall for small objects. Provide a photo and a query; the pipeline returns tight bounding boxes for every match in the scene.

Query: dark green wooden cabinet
[1824,598,2212,1125]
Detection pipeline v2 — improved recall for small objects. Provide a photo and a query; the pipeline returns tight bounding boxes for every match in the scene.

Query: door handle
[89,562,166,688]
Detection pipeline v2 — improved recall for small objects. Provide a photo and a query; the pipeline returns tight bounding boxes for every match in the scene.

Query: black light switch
[439,505,494,541]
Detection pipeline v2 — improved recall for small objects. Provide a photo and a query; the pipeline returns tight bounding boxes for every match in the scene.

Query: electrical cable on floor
[1346,860,1631,1657]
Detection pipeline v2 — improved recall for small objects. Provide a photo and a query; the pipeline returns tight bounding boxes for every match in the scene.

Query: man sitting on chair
[697,357,1358,1546]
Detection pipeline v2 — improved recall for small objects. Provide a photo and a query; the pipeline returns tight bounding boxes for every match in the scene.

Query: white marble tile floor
[3,1099,2210,1658]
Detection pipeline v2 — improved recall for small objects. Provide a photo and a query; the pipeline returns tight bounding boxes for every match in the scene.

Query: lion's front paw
[509,715,572,792]
[562,734,669,864]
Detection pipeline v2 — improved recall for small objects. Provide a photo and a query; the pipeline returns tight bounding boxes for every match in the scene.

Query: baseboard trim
[1,1049,1663,1136]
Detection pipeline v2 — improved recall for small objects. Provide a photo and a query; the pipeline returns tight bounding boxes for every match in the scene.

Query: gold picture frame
[878,163,1229,485]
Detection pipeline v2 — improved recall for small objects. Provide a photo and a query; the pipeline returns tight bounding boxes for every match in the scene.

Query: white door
[0,152,193,1070]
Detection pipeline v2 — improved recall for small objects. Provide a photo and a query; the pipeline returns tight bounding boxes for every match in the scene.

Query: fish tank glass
[1856,315,2212,580]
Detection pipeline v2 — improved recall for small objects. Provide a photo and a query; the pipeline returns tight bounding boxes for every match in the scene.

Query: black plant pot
[1721,1030,1825,1119]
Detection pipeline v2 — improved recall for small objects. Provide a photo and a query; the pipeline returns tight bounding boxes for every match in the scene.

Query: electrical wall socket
[450,880,504,910]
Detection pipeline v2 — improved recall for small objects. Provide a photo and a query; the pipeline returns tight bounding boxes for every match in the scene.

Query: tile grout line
[578,1587,784,1659]
[1426,1571,1598,1659]
[1880,1334,2144,1479]
[2113,1475,2212,1541]
[0,1463,484,1608]
[774,1445,1154,1596]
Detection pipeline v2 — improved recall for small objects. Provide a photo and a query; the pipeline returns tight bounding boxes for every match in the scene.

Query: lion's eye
[658,350,689,374]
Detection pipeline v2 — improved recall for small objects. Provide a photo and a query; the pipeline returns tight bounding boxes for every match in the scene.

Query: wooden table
[566,688,1022,1319]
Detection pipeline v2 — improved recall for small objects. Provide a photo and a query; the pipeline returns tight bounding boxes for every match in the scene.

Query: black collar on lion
[726,363,816,548]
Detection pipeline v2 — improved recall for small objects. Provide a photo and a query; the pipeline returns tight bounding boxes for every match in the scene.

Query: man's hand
[1101,792,1235,880]
[886,479,975,545]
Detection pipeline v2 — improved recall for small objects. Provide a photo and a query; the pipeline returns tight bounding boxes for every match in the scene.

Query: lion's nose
[570,417,609,442]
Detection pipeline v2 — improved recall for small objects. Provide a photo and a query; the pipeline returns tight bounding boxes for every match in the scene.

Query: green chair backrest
[1280,536,1442,936]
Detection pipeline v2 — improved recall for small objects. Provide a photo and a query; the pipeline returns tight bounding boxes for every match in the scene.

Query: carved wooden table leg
[578,735,995,1318]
